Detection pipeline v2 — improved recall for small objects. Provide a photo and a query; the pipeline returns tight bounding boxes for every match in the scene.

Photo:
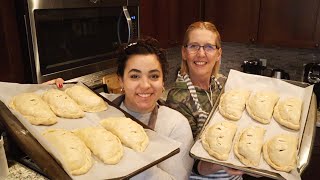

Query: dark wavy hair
[116,37,168,81]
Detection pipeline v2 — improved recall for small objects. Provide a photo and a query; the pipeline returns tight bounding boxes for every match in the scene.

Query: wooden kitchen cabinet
[204,0,260,43]
[258,0,320,48]
[204,0,320,48]
[140,0,201,48]
[0,0,25,83]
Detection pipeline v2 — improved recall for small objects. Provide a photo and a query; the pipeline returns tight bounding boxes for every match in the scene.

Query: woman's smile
[137,93,152,98]
[194,61,207,66]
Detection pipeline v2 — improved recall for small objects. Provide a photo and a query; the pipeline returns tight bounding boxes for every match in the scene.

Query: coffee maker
[241,59,264,75]
[271,68,290,80]
[303,63,320,108]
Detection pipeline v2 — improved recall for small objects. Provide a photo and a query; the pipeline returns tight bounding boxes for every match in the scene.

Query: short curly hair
[116,37,168,81]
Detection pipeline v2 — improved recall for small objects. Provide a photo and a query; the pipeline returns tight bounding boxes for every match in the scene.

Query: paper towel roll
[0,135,9,179]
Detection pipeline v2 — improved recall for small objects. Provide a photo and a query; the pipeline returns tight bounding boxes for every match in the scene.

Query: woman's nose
[140,77,151,88]
[197,47,206,56]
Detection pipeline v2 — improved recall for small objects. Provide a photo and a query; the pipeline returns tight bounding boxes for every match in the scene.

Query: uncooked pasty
[246,91,279,124]
[100,117,149,152]
[9,93,57,125]
[42,129,93,175]
[42,89,85,119]
[273,97,302,130]
[74,126,123,164]
[219,89,251,120]
[201,121,237,160]
[234,126,266,167]
[263,134,298,172]
[65,85,108,112]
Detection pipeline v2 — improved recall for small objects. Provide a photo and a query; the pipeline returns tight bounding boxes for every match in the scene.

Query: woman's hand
[222,166,244,176]
[42,78,65,88]
[197,161,243,176]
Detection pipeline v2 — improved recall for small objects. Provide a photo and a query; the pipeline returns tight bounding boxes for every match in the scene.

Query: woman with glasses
[166,21,243,179]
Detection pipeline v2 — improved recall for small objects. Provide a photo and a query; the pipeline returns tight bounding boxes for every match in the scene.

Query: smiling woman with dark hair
[111,37,194,179]
[47,37,194,179]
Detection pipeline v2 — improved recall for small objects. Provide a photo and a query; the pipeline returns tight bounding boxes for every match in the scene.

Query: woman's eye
[130,74,139,79]
[150,74,160,80]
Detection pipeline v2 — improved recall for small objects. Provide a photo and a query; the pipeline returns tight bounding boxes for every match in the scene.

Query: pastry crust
[246,91,279,124]
[100,117,149,152]
[234,126,266,167]
[42,89,85,119]
[65,85,108,112]
[201,121,237,161]
[9,93,57,125]
[74,127,123,164]
[42,129,93,175]
[263,134,298,172]
[219,89,251,121]
[273,97,302,130]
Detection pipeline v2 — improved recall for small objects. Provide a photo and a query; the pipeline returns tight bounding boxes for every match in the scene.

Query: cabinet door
[204,0,260,43]
[140,0,156,38]
[258,0,320,48]
[178,0,201,45]
[140,0,171,48]
[0,0,24,82]
[140,0,201,48]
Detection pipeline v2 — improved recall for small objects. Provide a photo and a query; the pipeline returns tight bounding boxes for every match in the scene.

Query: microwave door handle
[117,6,132,44]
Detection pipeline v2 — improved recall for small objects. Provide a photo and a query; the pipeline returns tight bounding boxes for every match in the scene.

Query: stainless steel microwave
[24,0,139,83]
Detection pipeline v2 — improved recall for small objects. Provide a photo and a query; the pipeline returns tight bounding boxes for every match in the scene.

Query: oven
[23,0,139,84]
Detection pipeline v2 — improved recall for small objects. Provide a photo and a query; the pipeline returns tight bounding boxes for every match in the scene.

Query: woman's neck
[123,100,155,114]
[190,75,211,90]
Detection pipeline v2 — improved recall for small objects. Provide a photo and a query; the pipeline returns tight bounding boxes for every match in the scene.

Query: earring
[120,87,124,93]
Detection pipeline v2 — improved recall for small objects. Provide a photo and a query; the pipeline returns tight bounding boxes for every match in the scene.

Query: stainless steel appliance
[271,68,290,80]
[23,0,139,84]
[241,59,264,75]
[304,63,320,108]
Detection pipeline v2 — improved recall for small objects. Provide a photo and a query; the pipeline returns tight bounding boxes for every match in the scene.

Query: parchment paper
[0,82,180,180]
[190,70,314,180]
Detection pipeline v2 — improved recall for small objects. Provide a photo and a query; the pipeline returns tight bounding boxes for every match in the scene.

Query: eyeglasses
[184,43,219,54]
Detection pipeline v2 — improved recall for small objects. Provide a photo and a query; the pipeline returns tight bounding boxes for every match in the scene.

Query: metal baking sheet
[0,82,180,180]
[190,70,316,180]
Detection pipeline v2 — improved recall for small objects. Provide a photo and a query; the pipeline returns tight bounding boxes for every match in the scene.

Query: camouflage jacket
[165,75,226,138]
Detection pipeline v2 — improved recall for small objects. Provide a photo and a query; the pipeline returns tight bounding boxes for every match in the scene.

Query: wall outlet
[259,58,267,67]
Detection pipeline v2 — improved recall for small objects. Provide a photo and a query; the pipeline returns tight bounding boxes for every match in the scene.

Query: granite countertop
[6,161,47,180]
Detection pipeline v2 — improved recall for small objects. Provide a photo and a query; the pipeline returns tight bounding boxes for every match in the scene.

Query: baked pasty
[219,89,251,120]
[234,126,266,167]
[65,85,108,112]
[273,97,302,130]
[42,89,85,119]
[100,117,149,152]
[201,121,237,160]
[9,93,57,125]
[246,91,279,124]
[74,127,123,164]
[42,129,93,175]
[263,134,298,172]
